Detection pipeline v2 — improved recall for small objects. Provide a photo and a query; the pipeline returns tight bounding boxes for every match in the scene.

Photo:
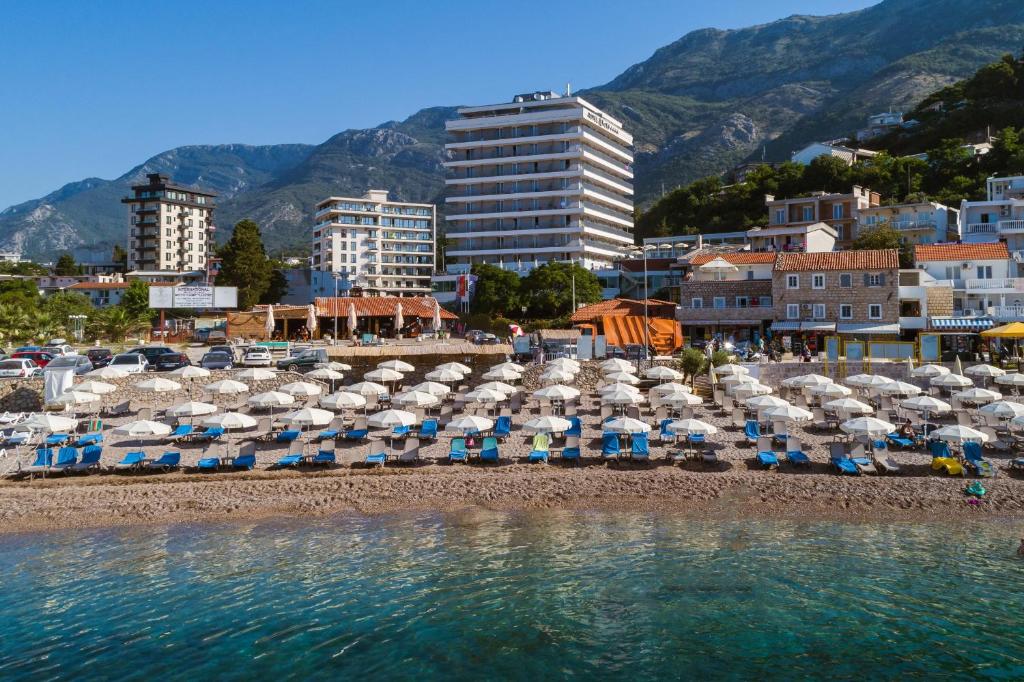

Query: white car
[42,344,76,356]
[109,353,149,374]
[242,346,273,367]
[0,358,39,378]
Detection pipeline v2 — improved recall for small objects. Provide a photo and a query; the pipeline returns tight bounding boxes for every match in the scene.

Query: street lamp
[69,314,87,343]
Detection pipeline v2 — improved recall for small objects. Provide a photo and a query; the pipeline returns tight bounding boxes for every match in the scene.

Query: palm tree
[98,307,149,342]
[0,304,31,344]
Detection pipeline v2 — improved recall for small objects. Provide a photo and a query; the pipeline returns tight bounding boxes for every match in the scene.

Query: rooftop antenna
[566,83,572,97]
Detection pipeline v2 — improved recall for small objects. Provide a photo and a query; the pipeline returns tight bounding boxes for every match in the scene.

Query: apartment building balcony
[964,277,1024,292]
[992,305,1024,321]
[446,167,583,185]
[883,219,936,231]
[966,219,1024,235]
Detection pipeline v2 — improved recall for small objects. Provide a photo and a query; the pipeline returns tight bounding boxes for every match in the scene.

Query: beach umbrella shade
[911,364,950,378]
[169,366,211,380]
[278,381,323,397]
[16,414,78,434]
[465,387,508,404]
[306,368,344,381]
[425,368,464,383]
[394,302,404,331]
[280,407,334,428]
[745,395,790,411]
[660,391,703,407]
[979,400,1024,420]
[523,416,572,434]
[598,382,642,396]
[965,364,1005,379]
[782,373,834,389]
[605,417,651,434]
[348,381,390,396]
[247,391,296,409]
[393,390,440,408]
[445,415,494,434]
[824,398,874,415]
[933,424,989,444]
[236,368,277,381]
[541,368,576,383]
[698,257,739,279]
[953,387,1002,405]
[264,305,276,338]
[720,374,757,387]
[713,364,749,378]
[437,362,472,375]
[84,366,128,379]
[548,358,581,372]
[954,356,964,376]
[204,379,250,396]
[113,419,171,437]
[135,377,183,393]
[809,383,853,399]
[601,388,646,405]
[367,409,417,430]
[764,404,813,423]
[378,359,415,373]
[651,382,693,395]
[732,383,773,399]
[410,381,451,397]
[1009,415,1024,431]
[306,304,318,334]
[667,418,718,436]
[931,373,973,389]
[327,362,352,372]
[364,367,403,383]
[74,380,117,395]
[203,412,258,430]
[348,302,358,334]
[50,390,100,407]
[995,373,1024,388]
[477,381,518,395]
[604,371,641,385]
[320,391,367,411]
[533,384,580,401]
[875,380,923,397]
[167,401,218,418]
[482,366,522,382]
[432,299,442,330]
[491,361,525,373]
[900,396,951,414]
[844,374,890,389]
[601,358,635,373]
[840,417,895,438]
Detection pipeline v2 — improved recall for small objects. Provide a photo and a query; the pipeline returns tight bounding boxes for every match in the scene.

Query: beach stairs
[691,374,713,400]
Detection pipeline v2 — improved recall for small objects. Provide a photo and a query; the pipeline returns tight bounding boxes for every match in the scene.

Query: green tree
[53,253,81,276]
[0,279,41,307]
[0,303,32,344]
[850,224,912,268]
[42,292,94,326]
[120,280,152,319]
[469,263,521,316]
[677,348,707,385]
[217,219,272,309]
[112,244,128,273]
[96,306,149,342]
[0,261,48,276]
[260,262,289,305]
[520,262,601,319]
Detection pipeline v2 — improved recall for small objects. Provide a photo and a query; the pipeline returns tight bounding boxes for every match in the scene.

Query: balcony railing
[679,303,773,310]
[966,220,1024,234]
[964,277,1022,290]
[993,305,1024,321]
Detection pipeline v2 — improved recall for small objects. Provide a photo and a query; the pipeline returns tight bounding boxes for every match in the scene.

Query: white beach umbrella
[911,364,950,378]
[965,364,1005,379]
[979,400,1024,420]
[264,304,276,338]
[394,302,405,331]
[167,401,218,418]
[432,298,442,330]
[16,413,77,434]
[600,358,634,373]
[477,381,518,395]
[953,387,1002,404]
[660,391,703,407]
[844,374,889,389]
[720,373,756,387]
[541,368,576,383]
[348,302,358,334]
[74,380,117,395]
[368,409,417,429]
[306,368,344,381]
[445,415,494,434]
[809,383,853,399]
[598,382,641,395]
[745,395,790,411]
[378,359,415,373]
[364,367,404,383]
[782,373,834,389]
[875,380,923,397]
[410,381,451,397]
[533,384,580,401]
[954,356,964,376]
[651,382,693,395]
[203,412,258,430]
[482,366,522,382]
[548,358,581,372]
[327,362,352,372]
[113,419,171,437]
[306,303,318,335]
[134,377,182,393]
[393,390,441,408]
[425,368,464,383]
[764,404,813,423]
[605,416,651,434]
[523,416,572,434]
[84,366,127,379]
[604,371,641,385]
[491,361,525,373]
[348,381,390,396]
[840,417,895,438]
[732,383,773,399]
[169,365,212,380]
[279,381,323,397]
[995,372,1024,388]
[1009,415,1024,431]
[713,364,749,378]
[667,418,718,436]
[644,365,683,381]
[280,407,334,428]
[931,373,973,389]
[203,379,250,395]
[466,387,508,404]
[901,395,951,414]
[437,362,472,375]
[824,398,874,415]
[50,390,100,406]
[320,391,367,411]
[933,424,989,444]
[247,391,295,409]
[236,368,277,381]
[602,388,646,405]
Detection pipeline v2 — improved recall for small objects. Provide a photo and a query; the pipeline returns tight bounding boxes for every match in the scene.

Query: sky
[0,0,876,210]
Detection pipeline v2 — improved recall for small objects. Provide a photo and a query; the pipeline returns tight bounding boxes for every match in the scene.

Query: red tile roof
[914,242,1009,262]
[570,298,677,323]
[690,252,777,265]
[315,296,457,320]
[774,249,898,272]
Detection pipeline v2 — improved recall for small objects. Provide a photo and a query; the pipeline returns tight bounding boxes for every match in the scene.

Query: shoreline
[4,465,1024,533]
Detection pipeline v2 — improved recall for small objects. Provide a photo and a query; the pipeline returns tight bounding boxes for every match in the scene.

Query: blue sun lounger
[885,432,915,449]
[418,419,438,440]
[565,417,582,438]
[193,427,224,443]
[167,424,193,442]
[74,432,103,447]
[276,453,303,468]
[480,437,500,463]
[963,441,995,477]
[494,416,512,441]
[601,432,621,460]
[344,427,369,441]
[275,430,301,444]
[115,451,146,471]
[829,443,859,475]
[25,448,53,476]
[49,447,78,474]
[197,456,221,471]
[756,437,778,469]
[449,437,468,464]
[631,433,650,462]
[45,433,71,447]
[527,434,549,463]
[232,454,256,470]
[69,445,103,473]
[744,420,761,445]
[784,446,810,467]
[561,444,581,464]
[145,451,180,472]
[365,447,387,467]
[311,448,335,466]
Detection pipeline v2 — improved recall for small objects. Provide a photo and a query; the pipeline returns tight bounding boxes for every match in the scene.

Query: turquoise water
[2,512,1023,680]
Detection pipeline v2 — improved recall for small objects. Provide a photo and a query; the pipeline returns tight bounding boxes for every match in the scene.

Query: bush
[678,348,707,383]
[710,350,732,367]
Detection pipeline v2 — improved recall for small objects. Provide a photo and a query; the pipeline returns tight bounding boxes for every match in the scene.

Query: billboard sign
[149,285,239,309]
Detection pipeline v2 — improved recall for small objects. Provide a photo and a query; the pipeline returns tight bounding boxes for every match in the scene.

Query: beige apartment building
[122,173,216,272]
[765,186,880,247]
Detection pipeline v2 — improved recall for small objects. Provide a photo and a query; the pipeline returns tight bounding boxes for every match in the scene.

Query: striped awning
[930,316,994,331]
[770,321,801,331]
[801,322,836,332]
[837,323,900,335]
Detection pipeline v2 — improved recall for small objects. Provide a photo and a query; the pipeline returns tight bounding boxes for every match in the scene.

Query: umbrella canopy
[364,367,403,383]
[477,381,518,394]
[465,387,508,403]
[547,358,581,371]
[348,381,389,396]
[321,391,367,410]
[16,414,78,434]
[247,391,296,409]
[698,257,739,279]
[764,404,813,423]
[875,380,923,397]
[604,371,640,385]
[713,364,749,378]
[236,368,277,381]
[541,368,576,383]
[50,390,100,406]
[604,417,651,434]
[732,383,772,399]
[378,359,415,373]
[911,364,950,378]
[306,304,318,334]
[981,322,1024,338]
[432,299,442,330]
[278,381,323,397]
[168,401,218,417]
[720,374,756,387]
[483,366,522,382]
[204,379,250,395]
[840,417,895,438]
[667,419,718,436]
[824,398,874,415]
[601,388,646,405]
[931,373,974,388]
[979,400,1024,420]
[965,364,1005,378]
[600,358,634,373]
[953,387,1002,404]
[410,381,451,397]
[437,362,472,374]
[393,390,441,408]
[113,419,171,437]
[368,409,417,429]
[745,395,790,410]
[533,384,580,401]
[327,362,352,372]
[954,356,964,376]
[394,302,405,331]
[781,373,834,389]
[84,366,128,379]
[809,383,853,398]
[425,368,464,383]
[74,380,117,395]
[651,382,693,395]
[306,368,344,381]
[348,302,358,333]
[900,396,952,414]
[280,407,334,428]
[995,372,1024,387]
[135,377,182,393]
[844,374,890,389]
[169,365,212,380]
[203,412,258,430]
[445,415,493,433]
[660,391,703,407]
[491,361,525,373]
[523,416,572,434]
[598,382,642,396]
[264,304,276,338]
[933,424,989,444]
[1009,415,1024,430]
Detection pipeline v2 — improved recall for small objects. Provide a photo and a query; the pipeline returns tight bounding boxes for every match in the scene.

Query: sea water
[1,512,1023,680]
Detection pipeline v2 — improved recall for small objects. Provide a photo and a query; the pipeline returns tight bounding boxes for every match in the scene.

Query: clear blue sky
[0,0,876,210]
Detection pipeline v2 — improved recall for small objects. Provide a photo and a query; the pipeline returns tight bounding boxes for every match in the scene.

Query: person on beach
[898,419,915,440]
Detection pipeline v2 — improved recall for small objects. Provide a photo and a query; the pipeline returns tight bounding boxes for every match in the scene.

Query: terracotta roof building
[913,242,1009,262]
[570,298,677,324]
[774,249,899,272]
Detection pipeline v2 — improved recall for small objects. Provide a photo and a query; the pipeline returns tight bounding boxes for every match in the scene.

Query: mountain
[5,0,1024,258]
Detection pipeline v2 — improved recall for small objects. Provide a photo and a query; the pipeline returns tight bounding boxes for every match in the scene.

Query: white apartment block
[961,175,1024,252]
[442,90,635,276]
[123,173,215,272]
[311,190,435,297]
[858,201,958,245]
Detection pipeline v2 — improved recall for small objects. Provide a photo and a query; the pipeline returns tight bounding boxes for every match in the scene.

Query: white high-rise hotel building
[439,90,634,282]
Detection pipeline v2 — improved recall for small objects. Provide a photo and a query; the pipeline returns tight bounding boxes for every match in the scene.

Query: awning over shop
[770,321,801,331]
[801,322,836,332]
[684,319,764,326]
[837,323,900,335]
[930,316,995,331]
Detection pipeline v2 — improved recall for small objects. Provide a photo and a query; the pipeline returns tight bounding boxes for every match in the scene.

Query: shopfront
[923,317,995,362]
[769,321,835,357]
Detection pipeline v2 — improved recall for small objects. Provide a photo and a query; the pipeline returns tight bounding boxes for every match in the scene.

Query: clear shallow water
[2,513,1023,680]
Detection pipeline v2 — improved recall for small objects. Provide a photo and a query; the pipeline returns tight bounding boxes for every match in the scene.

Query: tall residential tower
[122,173,216,272]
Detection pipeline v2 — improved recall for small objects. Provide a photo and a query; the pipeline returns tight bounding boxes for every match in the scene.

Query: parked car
[206,330,227,345]
[12,351,54,368]
[14,346,41,353]
[0,358,40,378]
[46,354,93,375]
[464,329,486,342]
[209,345,236,362]
[42,343,76,356]
[624,344,652,361]
[466,330,498,345]
[200,351,234,370]
[276,348,328,372]
[154,352,191,372]
[109,353,149,373]
[242,346,273,367]
[126,346,175,368]
[85,348,113,368]
[605,345,627,359]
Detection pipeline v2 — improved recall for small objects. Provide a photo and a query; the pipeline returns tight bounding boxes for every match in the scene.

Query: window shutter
[878,274,886,285]
[863,273,869,285]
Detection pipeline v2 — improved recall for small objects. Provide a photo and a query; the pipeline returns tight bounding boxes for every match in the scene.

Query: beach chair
[25,447,54,478]
[68,445,102,474]
[344,416,369,441]
[417,419,439,441]
[480,436,500,464]
[104,401,130,417]
[755,436,778,469]
[956,411,973,427]
[448,437,468,464]
[885,432,915,449]
[136,407,152,421]
[771,421,788,446]
[783,436,810,467]
[565,417,582,439]
[438,404,453,426]
[654,406,668,423]
[364,440,387,468]
[494,416,512,441]
[659,418,676,444]
[74,432,103,447]
[744,420,761,445]
[849,442,877,475]
[166,424,193,443]
[275,445,304,468]
[701,446,720,467]
[196,450,222,471]
[630,432,651,463]
[145,451,180,472]
[829,442,859,475]
[192,426,225,443]
[275,430,301,445]
[731,408,746,429]
[979,426,1009,451]
[600,405,613,422]
[44,433,71,447]
[963,441,995,478]
[871,440,900,474]
[601,432,621,461]
[315,417,346,442]
[680,407,695,420]
[527,434,549,464]
[812,407,830,431]
[563,402,577,417]
[398,438,420,465]
[49,446,78,474]
[114,451,146,471]
[721,396,734,413]
[561,435,581,465]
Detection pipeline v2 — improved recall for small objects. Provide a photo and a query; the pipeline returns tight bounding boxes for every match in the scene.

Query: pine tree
[217,219,272,310]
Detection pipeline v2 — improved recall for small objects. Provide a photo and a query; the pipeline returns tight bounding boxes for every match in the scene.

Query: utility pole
[571,257,576,314]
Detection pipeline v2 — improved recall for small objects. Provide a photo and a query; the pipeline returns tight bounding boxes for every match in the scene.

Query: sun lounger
[702,449,720,467]
[315,417,345,442]
[275,430,301,444]
[744,420,761,445]
[68,445,102,473]
[659,418,676,443]
[979,426,1009,451]
[527,433,549,463]
[755,435,778,469]
[783,437,810,467]
[104,401,130,417]
[231,454,256,470]
[480,436,500,464]
[25,448,53,477]
[397,438,419,465]
[963,441,995,477]
[115,451,146,471]
[494,416,512,441]
[49,446,78,474]
[601,432,621,460]
[561,436,581,465]
[829,442,859,475]
[885,432,915,449]
[850,443,877,475]
[196,455,221,471]
[344,416,369,441]
[771,421,788,446]
[449,437,468,464]
[145,451,180,472]
[193,427,225,443]
[630,432,650,463]
[45,433,71,447]
[871,440,900,474]
[364,444,387,467]
[275,452,304,468]
[417,419,438,441]
[74,432,103,447]
[167,424,193,443]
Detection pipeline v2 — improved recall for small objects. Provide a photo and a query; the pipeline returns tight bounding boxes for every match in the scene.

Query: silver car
[46,354,94,375]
